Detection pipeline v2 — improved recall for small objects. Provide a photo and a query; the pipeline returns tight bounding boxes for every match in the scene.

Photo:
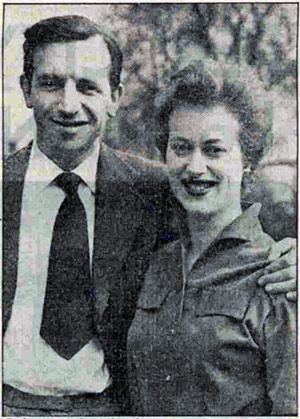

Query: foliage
[104,4,296,160]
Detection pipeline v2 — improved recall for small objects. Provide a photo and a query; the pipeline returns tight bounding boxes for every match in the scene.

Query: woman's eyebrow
[203,138,222,144]
[170,135,190,141]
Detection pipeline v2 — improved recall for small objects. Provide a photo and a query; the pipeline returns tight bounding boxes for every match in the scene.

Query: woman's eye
[171,141,193,156]
[203,145,226,157]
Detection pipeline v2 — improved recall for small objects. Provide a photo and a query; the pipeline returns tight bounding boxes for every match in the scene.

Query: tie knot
[55,172,81,196]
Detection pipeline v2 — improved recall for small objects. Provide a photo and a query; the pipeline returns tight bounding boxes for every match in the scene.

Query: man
[3,15,296,416]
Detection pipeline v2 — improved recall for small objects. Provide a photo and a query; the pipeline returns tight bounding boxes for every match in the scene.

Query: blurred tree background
[111,4,297,240]
[112,5,296,178]
[4,4,297,238]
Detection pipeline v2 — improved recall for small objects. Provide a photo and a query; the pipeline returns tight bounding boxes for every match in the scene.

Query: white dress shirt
[4,141,111,396]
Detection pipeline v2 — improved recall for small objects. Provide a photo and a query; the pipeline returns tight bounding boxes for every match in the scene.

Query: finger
[286,291,297,302]
[267,238,296,262]
[258,266,296,286]
[238,247,269,259]
[265,279,295,294]
[263,250,296,275]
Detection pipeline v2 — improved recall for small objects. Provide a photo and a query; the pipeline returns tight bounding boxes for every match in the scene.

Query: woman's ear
[107,84,123,118]
[20,74,33,109]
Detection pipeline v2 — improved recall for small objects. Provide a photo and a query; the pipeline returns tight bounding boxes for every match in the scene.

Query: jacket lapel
[92,144,146,321]
[137,241,182,309]
[3,141,159,331]
[3,144,32,332]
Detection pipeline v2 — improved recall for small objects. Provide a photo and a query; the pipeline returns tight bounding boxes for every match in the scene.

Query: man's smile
[50,118,89,127]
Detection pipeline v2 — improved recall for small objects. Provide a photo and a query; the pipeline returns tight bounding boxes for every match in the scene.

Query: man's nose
[59,80,81,116]
[188,150,208,175]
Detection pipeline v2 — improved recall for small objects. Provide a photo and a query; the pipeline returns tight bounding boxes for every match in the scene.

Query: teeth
[185,182,217,195]
[189,184,209,192]
[189,188,204,194]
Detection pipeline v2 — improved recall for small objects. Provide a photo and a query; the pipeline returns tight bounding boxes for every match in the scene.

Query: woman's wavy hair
[153,62,268,168]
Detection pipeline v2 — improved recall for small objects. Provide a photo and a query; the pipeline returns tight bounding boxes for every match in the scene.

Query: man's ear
[20,74,33,109]
[111,83,123,104]
[243,165,252,175]
[107,84,123,117]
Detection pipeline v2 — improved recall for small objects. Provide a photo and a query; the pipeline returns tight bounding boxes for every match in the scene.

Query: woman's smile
[181,178,220,197]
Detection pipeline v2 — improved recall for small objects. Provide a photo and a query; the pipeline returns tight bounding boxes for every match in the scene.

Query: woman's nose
[188,150,208,176]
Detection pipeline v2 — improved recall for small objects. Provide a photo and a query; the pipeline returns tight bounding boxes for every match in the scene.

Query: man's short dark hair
[153,62,268,168]
[22,15,123,92]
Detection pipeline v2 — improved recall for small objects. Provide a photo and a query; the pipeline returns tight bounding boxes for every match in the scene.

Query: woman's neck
[186,205,242,258]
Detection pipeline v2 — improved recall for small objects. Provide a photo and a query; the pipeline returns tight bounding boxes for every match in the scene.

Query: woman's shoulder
[219,203,275,249]
[136,241,182,309]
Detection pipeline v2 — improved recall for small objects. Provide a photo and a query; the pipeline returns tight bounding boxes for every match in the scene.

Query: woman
[126,64,296,415]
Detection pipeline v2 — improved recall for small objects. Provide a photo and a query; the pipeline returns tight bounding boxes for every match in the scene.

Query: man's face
[22,35,119,169]
[166,105,244,216]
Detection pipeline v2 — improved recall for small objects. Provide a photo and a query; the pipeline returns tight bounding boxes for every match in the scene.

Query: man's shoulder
[99,143,170,197]
[4,142,32,182]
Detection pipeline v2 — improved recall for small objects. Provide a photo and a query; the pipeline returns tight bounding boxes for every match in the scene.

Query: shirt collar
[175,198,263,249]
[138,203,267,310]
[217,203,263,243]
[25,140,99,195]
[72,146,99,194]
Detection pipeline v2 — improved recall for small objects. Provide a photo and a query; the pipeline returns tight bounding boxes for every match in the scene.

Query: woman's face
[166,105,244,215]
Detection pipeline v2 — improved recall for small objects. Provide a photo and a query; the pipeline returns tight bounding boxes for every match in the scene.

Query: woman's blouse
[127,204,296,416]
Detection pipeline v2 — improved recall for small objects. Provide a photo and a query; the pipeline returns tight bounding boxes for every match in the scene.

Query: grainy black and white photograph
[2,2,297,417]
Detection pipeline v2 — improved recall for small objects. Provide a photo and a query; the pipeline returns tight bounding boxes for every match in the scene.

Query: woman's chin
[180,195,215,214]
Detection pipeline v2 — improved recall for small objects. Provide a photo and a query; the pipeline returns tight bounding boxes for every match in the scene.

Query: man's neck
[36,138,99,172]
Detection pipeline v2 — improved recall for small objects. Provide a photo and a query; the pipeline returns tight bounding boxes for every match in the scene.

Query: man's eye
[77,81,98,95]
[171,141,193,156]
[39,79,63,90]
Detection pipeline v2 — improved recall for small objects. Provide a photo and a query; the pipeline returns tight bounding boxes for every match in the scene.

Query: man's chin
[58,132,98,151]
[44,138,97,169]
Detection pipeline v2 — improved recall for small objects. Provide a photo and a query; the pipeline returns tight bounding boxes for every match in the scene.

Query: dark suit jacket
[3,141,296,413]
[3,141,171,411]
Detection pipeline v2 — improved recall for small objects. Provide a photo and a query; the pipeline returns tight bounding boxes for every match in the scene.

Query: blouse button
[166,375,171,381]
[170,328,176,335]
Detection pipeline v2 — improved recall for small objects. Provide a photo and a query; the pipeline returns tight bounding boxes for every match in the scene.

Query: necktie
[40,172,95,360]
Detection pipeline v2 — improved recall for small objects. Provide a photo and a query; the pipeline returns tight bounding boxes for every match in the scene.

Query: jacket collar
[137,203,265,310]
[174,198,263,249]
[216,203,263,242]
[4,142,32,182]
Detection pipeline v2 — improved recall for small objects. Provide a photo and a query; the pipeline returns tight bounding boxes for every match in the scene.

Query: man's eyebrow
[77,78,97,86]
[77,78,103,92]
[36,74,65,82]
